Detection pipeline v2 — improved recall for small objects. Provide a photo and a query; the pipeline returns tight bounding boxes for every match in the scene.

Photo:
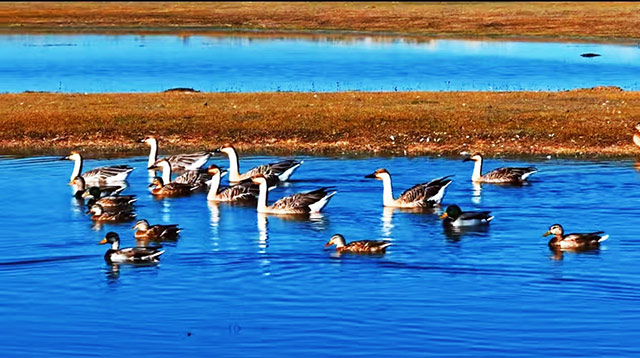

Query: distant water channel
[2,33,640,93]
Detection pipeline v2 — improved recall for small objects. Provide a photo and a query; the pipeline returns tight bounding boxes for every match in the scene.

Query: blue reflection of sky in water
[1,34,640,93]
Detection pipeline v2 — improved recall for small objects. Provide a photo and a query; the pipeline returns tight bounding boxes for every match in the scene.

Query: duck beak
[81,191,91,198]
[542,231,551,237]
[148,183,155,188]
[324,241,333,248]
[364,173,376,178]
[98,238,108,245]
[439,213,448,219]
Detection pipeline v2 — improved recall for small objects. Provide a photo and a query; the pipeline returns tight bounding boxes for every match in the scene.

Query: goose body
[251,174,336,214]
[142,136,211,171]
[633,123,640,148]
[71,176,125,199]
[148,177,197,197]
[151,158,210,191]
[63,151,133,185]
[218,145,301,183]
[89,204,136,222]
[133,219,181,241]
[99,232,164,263]
[464,153,537,184]
[543,224,608,251]
[325,234,391,254]
[440,204,493,227]
[206,165,258,202]
[365,168,452,208]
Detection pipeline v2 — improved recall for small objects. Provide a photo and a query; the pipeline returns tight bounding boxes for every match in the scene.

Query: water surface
[1,154,639,356]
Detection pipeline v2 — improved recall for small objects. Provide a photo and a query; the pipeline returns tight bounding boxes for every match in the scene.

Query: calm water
[2,34,640,93]
[1,154,640,356]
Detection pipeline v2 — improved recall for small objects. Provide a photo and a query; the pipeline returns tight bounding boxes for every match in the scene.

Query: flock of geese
[65,135,610,263]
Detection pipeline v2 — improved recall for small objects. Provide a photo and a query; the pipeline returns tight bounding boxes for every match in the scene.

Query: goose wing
[271,187,335,211]
[164,152,211,169]
[240,160,300,179]
[174,170,211,186]
[482,167,537,182]
[83,165,134,181]
[218,182,259,201]
[398,175,453,205]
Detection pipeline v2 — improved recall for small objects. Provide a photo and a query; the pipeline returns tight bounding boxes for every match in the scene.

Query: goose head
[463,153,483,162]
[325,234,346,248]
[62,151,82,161]
[206,164,228,177]
[140,136,157,146]
[365,168,391,181]
[251,173,269,185]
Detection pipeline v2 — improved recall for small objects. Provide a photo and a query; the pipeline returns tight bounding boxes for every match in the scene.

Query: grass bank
[1,87,639,158]
[1,2,640,42]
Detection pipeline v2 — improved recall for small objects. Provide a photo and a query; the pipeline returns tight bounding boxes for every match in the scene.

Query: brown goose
[324,234,391,254]
[543,224,609,251]
[251,174,336,214]
[216,144,302,183]
[365,168,452,208]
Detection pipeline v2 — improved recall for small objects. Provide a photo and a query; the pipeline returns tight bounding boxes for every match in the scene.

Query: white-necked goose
[142,135,211,171]
[150,158,210,191]
[464,153,537,184]
[217,144,301,183]
[365,168,452,208]
[251,174,336,214]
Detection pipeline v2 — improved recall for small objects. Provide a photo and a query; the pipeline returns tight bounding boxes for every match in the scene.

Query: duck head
[325,234,346,248]
[440,205,462,220]
[88,203,105,215]
[543,224,564,237]
[132,219,150,231]
[98,232,120,245]
[148,177,164,189]
[365,168,390,180]
[463,153,483,162]
[81,186,102,200]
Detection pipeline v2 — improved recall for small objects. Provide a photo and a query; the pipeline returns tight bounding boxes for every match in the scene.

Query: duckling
[251,174,336,214]
[82,187,136,211]
[439,204,493,227]
[633,123,640,148]
[148,177,197,197]
[141,135,212,171]
[463,153,537,184]
[365,168,452,208]
[132,219,181,241]
[324,234,391,254]
[70,176,125,199]
[88,204,136,222]
[62,151,134,185]
[216,144,302,183]
[543,224,609,251]
[99,232,165,264]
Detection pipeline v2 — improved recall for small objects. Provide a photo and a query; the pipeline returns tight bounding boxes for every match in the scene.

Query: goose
[216,144,302,183]
[141,135,211,170]
[251,174,336,214]
[63,151,134,185]
[99,232,164,263]
[364,169,453,208]
[70,176,125,199]
[463,153,537,184]
[132,219,181,241]
[633,123,640,148]
[150,158,210,191]
[148,177,198,197]
[82,187,137,211]
[439,204,493,227]
[543,224,609,251]
[206,165,279,202]
[88,204,136,222]
[324,234,391,254]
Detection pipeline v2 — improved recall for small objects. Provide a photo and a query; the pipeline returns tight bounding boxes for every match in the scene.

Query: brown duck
[324,234,391,254]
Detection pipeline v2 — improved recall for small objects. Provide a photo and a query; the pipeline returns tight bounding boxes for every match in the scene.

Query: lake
[1,154,639,356]
[2,33,640,93]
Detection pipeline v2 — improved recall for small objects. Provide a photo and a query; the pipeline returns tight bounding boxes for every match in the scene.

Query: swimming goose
[251,174,336,214]
[82,187,137,211]
[70,176,125,199]
[439,204,493,227]
[141,135,211,171]
[132,219,181,241]
[148,177,198,197]
[365,169,453,208]
[633,123,640,148]
[88,204,137,222]
[150,158,210,190]
[324,234,391,254]
[99,232,165,264]
[463,153,537,184]
[216,144,302,183]
[543,224,609,251]
[63,151,134,185]
[206,165,279,202]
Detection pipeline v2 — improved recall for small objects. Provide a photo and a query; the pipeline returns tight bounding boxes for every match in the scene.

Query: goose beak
[212,148,221,153]
[439,213,448,219]
[221,170,228,177]
[364,173,376,178]
[463,157,473,162]
[542,231,551,237]
[138,138,147,143]
[60,156,70,161]
[98,238,108,245]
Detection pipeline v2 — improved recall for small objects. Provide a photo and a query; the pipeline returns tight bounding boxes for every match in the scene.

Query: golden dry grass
[1,88,639,158]
[0,2,639,41]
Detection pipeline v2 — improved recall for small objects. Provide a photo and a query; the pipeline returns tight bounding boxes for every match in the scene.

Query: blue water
[1,154,640,356]
[1,34,640,93]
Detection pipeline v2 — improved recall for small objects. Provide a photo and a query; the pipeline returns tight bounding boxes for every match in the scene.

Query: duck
[324,234,391,254]
[251,174,336,214]
[70,176,125,199]
[148,177,197,197]
[216,144,302,183]
[439,204,493,227]
[62,151,134,185]
[88,204,136,222]
[633,123,640,148]
[82,187,137,211]
[141,135,212,171]
[543,224,609,251]
[132,219,181,241]
[463,153,537,184]
[98,232,165,263]
[150,158,210,191]
[365,168,453,208]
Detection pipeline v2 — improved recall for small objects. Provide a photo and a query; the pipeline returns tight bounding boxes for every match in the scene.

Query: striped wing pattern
[83,165,134,182]
[238,160,301,181]
[271,187,334,213]
[482,167,537,183]
[165,152,211,170]
[340,240,391,254]
[398,175,453,206]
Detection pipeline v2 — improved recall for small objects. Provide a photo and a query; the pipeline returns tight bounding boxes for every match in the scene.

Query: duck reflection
[104,261,161,281]
[549,247,601,261]
[442,225,491,242]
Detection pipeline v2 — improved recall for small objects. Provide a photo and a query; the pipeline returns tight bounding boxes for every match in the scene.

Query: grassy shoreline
[1,88,639,159]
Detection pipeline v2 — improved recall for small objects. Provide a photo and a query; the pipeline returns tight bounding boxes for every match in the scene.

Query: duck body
[149,177,197,197]
[63,151,133,185]
[218,145,302,183]
[543,224,608,251]
[365,169,452,208]
[142,136,211,171]
[133,219,181,241]
[99,232,164,263]
[464,153,536,184]
[325,234,391,254]
[440,205,493,227]
[251,174,336,214]
[89,204,136,222]
[82,186,136,211]
[71,176,125,199]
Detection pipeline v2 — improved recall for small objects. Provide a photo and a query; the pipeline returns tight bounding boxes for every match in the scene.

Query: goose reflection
[257,214,271,276]
[471,182,482,204]
[382,207,395,237]
[207,201,221,251]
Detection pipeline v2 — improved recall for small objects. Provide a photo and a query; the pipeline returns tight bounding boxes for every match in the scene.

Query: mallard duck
[81,186,136,210]
[216,144,302,183]
[132,219,181,241]
[150,158,210,191]
[88,204,136,222]
[365,168,452,208]
[141,135,212,171]
[439,204,493,227]
[324,234,391,254]
[633,123,640,148]
[70,176,125,199]
[543,224,609,251]
[62,151,134,185]
[99,232,165,263]
[251,174,336,214]
[463,153,537,184]
[148,177,197,197]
